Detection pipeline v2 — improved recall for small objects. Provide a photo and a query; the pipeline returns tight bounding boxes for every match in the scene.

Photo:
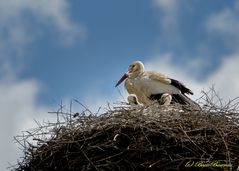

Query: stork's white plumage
[115,61,195,105]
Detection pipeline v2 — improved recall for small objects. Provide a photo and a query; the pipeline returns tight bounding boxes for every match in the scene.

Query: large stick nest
[12,90,239,171]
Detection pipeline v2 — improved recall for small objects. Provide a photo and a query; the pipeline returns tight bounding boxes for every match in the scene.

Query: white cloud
[153,0,178,13]
[0,0,87,78]
[206,9,239,33]
[152,0,182,44]
[0,0,86,53]
[206,2,239,34]
[206,1,239,48]
[206,54,239,100]
[202,1,239,100]
[144,52,239,102]
[79,90,126,114]
[0,77,52,171]
[153,0,178,30]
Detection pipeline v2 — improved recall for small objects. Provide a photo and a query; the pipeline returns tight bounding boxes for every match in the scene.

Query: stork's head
[127,61,144,77]
[115,61,144,87]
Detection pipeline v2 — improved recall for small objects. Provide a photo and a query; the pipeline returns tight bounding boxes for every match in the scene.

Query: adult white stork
[115,61,196,106]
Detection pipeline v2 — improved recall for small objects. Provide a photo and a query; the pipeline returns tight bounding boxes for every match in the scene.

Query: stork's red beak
[115,73,128,87]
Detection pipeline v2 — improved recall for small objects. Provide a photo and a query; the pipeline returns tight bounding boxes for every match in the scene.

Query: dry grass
[11,89,239,171]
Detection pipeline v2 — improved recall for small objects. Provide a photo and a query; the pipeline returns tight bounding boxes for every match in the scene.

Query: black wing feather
[170,78,193,95]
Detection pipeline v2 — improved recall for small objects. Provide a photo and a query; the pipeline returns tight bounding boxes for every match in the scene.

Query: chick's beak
[115,73,128,87]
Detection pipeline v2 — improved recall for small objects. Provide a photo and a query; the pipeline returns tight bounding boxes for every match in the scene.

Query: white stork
[115,61,196,106]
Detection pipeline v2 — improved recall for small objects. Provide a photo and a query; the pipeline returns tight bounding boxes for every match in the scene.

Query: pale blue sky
[1,0,239,170]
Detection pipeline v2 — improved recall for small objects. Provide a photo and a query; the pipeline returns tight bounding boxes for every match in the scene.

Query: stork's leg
[127,94,139,105]
[160,93,172,105]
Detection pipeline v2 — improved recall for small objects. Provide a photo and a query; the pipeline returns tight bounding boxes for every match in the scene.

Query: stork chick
[127,94,140,105]
[160,93,172,105]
